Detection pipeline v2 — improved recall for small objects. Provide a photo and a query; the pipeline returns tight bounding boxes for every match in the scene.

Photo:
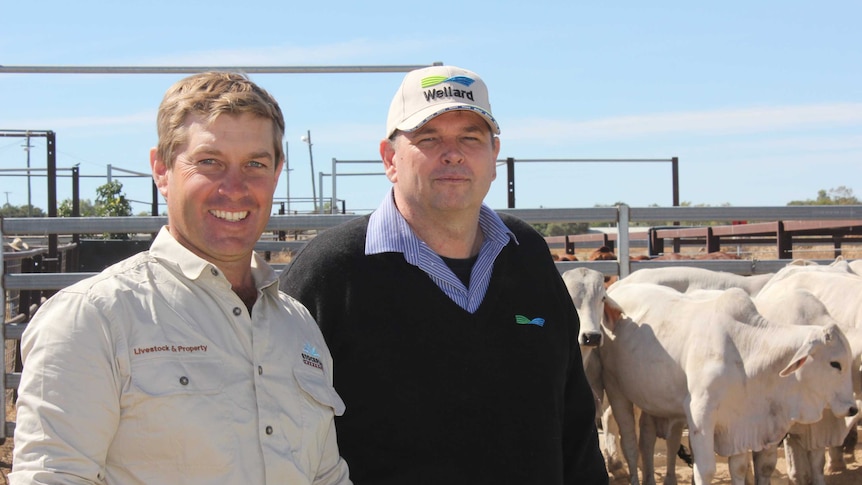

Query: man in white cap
[281,65,607,484]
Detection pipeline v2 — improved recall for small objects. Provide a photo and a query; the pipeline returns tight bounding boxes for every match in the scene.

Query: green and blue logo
[515,315,545,327]
[421,75,476,89]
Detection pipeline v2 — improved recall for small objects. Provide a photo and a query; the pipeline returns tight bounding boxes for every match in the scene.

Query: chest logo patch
[515,315,545,327]
[302,343,323,370]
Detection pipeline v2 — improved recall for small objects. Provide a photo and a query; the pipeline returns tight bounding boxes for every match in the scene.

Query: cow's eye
[830,362,842,371]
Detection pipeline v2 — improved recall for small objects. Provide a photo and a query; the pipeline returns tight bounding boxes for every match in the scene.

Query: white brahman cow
[610,266,774,296]
[754,288,862,485]
[562,267,628,478]
[601,283,858,485]
[563,267,681,481]
[755,264,862,479]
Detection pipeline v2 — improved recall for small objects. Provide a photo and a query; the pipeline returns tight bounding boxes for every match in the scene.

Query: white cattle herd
[563,259,862,485]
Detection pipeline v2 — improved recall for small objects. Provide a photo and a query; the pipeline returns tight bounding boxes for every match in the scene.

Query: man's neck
[220,262,258,313]
[403,211,484,259]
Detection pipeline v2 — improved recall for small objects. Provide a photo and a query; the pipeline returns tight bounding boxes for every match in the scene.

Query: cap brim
[391,104,500,138]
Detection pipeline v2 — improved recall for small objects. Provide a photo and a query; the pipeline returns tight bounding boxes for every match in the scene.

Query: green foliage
[787,186,860,206]
[58,198,97,217]
[531,223,548,235]
[94,180,133,239]
[547,222,590,236]
[95,180,133,217]
[0,203,45,217]
[530,222,589,237]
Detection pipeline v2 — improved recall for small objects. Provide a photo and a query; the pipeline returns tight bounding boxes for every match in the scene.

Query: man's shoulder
[63,250,155,294]
[281,215,369,285]
[300,215,369,254]
[496,212,544,242]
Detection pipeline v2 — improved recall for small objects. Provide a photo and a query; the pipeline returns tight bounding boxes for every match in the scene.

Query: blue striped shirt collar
[365,190,518,313]
[366,189,517,258]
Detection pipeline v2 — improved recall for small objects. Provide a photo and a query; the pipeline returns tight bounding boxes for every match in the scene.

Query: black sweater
[280,214,607,485]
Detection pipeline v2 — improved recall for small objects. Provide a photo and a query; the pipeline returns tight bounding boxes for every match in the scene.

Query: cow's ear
[602,296,623,332]
[780,355,809,377]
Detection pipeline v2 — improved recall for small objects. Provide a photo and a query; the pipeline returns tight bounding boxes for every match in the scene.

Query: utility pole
[301,130,317,213]
[284,141,291,213]
[23,131,33,216]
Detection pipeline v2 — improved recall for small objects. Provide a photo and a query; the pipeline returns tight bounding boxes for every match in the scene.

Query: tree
[94,180,133,239]
[58,198,97,217]
[0,203,45,218]
[788,186,859,206]
[95,180,133,217]
[530,222,589,237]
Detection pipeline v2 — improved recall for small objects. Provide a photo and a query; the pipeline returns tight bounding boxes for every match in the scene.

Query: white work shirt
[12,227,351,485]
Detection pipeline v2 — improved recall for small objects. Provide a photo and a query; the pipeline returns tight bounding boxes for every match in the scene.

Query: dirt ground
[0,387,860,484]
[1,428,859,484]
[607,427,862,484]
[1,395,12,484]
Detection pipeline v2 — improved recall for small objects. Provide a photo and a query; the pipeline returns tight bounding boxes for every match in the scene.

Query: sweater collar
[365,189,517,258]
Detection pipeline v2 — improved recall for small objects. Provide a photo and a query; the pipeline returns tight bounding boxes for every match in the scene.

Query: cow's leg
[685,396,717,485]
[825,445,846,473]
[662,419,683,485]
[809,447,827,485]
[783,433,811,485]
[726,453,749,485]
[842,425,857,462]
[638,412,658,485]
[752,446,777,485]
[605,385,641,485]
[602,404,628,479]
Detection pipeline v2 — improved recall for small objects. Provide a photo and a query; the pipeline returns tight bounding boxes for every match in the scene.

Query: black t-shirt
[439,254,479,287]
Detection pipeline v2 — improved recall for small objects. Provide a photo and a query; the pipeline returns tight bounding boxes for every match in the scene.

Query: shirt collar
[150,226,279,293]
[365,189,517,257]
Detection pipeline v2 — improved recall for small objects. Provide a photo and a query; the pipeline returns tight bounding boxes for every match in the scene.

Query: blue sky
[2,1,860,215]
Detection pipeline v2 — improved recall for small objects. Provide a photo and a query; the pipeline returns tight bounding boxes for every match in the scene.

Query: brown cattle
[588,246,617,261]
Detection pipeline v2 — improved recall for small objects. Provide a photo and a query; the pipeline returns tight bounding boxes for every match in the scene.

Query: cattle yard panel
[3,205,862,443]
[562,217,862,260]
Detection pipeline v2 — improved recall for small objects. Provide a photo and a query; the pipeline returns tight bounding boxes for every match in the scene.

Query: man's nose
[440,139,464,164]
[218,170,250,199]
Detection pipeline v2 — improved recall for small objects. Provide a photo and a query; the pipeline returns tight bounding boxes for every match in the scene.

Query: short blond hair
[155,71,285,168]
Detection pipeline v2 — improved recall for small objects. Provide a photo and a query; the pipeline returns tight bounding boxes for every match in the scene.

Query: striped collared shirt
[366,190,517,313]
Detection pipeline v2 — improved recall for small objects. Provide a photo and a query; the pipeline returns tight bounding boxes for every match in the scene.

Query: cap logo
[420,75,476,88]
[420,75,476,103]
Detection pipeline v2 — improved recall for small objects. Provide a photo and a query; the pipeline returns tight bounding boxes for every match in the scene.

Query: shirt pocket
[132,357,225,396]
[115,357,232,470]
[294,365,345,416]
[292,365,346,473]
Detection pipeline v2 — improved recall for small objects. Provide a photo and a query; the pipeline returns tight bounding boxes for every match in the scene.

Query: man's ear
[150,147,169,198]
[380,138,397,183]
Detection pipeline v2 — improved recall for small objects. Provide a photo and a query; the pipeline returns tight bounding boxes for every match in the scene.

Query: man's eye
[198,158,217,166]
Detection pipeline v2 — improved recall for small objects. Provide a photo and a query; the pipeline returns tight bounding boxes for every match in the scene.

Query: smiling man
[281,65,607,484]
[12,72,351,485]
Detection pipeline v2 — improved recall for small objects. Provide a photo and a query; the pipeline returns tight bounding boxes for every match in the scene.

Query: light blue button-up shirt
[366,190,517,313]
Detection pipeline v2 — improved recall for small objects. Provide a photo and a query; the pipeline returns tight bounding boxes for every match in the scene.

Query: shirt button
[179,376,189,386]
[258,366,263,375]
[233,307,242,316]
[210,268,218,276]
[265,425,273,435]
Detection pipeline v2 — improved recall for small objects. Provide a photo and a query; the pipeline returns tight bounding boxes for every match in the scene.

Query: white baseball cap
[385,65,500,138]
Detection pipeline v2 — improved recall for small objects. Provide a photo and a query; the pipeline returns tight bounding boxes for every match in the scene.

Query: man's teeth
[210,210,249,222]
